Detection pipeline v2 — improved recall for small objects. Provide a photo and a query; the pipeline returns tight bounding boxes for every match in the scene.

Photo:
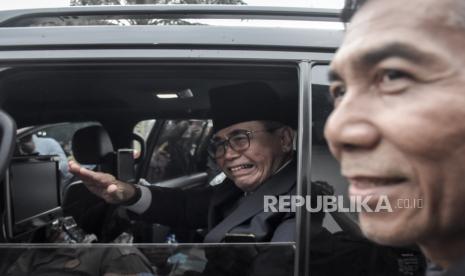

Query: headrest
[72,125,114,164]
[209,82,283,132]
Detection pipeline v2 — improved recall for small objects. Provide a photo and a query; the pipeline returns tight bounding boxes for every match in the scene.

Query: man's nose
[324,96,380,159]
[223,143,240,159]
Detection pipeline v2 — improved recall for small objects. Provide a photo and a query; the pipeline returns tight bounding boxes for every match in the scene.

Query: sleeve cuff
[124,184,152,214]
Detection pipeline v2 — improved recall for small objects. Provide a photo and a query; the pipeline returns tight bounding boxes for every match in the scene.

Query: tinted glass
[24,122,101,193]
[145,119,212,182]
[35,122,100,158]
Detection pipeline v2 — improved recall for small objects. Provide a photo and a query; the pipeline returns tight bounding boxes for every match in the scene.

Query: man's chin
[359,214,418,246]
[233,178,260,192]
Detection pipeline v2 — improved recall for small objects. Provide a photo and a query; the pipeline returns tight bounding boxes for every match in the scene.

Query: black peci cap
[209,82,284,132]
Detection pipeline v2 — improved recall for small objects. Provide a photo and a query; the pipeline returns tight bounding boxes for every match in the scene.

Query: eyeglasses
[208,129,273,159]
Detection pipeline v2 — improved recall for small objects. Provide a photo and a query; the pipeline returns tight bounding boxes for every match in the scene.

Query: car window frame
[0,49,336,276]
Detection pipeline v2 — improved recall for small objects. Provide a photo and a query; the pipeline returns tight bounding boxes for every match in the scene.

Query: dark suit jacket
[132,159,297,243]
[426,255,465,276]
[130,160,297,276]
[446,259,465,276]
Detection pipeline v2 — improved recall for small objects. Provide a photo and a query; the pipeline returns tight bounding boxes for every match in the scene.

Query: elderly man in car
[325,0,465,275]
[69,82,296,274]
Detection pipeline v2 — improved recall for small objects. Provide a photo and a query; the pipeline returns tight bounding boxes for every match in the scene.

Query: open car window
[0,61,302,275]
[20,122,101,158]
[15,122,101,193]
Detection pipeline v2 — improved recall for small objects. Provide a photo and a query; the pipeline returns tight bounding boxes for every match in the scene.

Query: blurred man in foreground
[325,0,465,275]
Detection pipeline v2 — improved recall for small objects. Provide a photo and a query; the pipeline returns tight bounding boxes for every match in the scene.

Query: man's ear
[279,126,294,153]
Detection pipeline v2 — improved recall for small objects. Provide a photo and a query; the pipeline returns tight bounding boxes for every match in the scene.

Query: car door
[0,5,346,276]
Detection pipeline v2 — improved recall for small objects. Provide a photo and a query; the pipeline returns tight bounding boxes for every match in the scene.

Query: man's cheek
[217,160,226,172]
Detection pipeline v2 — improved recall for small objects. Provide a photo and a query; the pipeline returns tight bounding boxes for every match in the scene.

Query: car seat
[62,125,130,242]
[71,125,115,173]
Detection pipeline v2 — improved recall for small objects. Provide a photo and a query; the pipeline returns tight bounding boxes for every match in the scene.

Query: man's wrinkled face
[214,121,292,192]
[325,0,465,246]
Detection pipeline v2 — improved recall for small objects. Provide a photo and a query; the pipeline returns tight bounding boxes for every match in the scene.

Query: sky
[0,0,344,11]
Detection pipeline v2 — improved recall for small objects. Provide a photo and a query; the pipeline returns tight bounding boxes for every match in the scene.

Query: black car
[0,5,425,276]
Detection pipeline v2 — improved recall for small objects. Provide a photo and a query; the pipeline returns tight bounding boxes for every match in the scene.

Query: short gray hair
[342,0,465,32]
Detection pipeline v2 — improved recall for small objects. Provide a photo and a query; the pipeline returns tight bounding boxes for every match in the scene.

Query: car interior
[1,61,408,275]
[0,62,302,240]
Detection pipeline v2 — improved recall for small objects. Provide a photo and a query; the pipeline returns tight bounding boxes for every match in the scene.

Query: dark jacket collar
[205,158,296,243]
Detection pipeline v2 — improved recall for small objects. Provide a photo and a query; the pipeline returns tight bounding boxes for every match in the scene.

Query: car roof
[0,6,343,50]
[0,5,342,25]
[0,6,340,130]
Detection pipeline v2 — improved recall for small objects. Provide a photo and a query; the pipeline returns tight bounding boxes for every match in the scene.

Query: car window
[32,122,101,158]
[18,122,101,193]
[310,65,352,232]
[0,65,300,275]
[132,119,156,160]
[143,119,213,182]
[133,119,156,143]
